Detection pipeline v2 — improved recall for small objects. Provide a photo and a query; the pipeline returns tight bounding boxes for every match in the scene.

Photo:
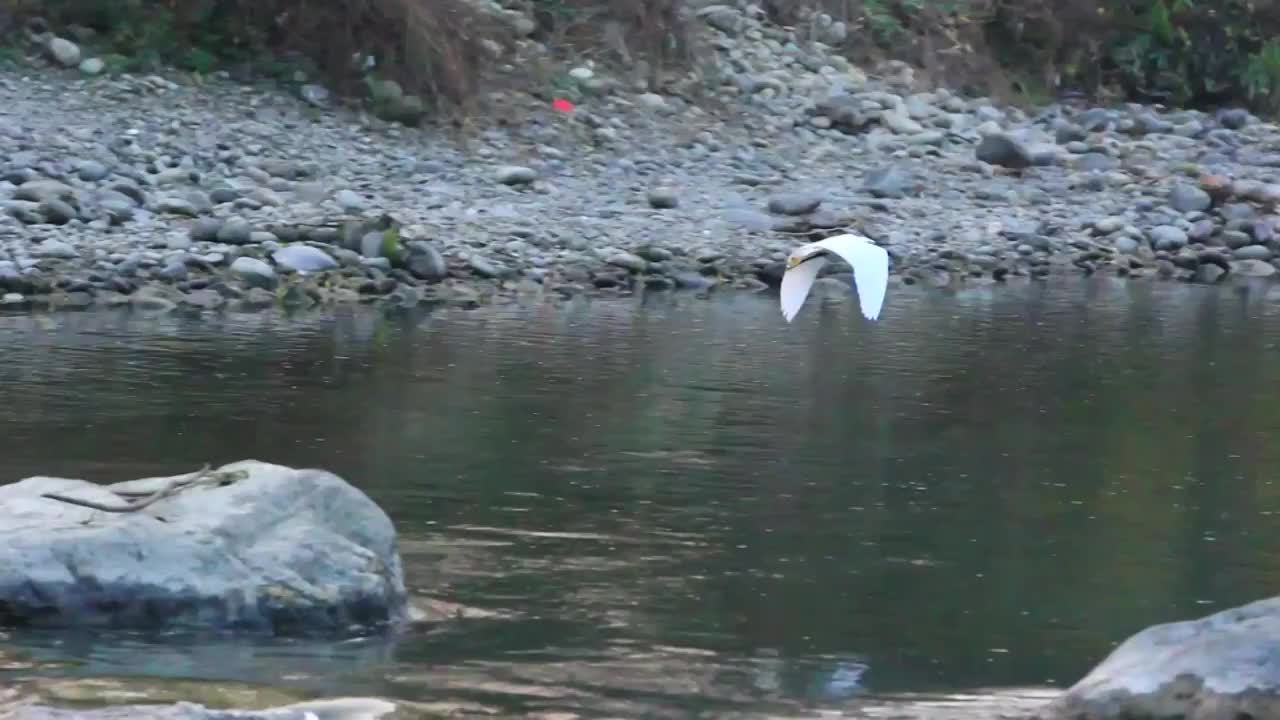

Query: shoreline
[4,5,1280,319]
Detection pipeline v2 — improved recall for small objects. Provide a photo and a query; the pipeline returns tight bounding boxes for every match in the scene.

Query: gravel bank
[4,5,1280,315]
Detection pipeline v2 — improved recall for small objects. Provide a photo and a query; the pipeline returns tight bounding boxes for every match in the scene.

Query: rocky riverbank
[4,4,1280,316]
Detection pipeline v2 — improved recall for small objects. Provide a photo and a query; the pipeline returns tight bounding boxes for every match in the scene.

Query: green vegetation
[812,0,1280,113]
[5,0,1280,117]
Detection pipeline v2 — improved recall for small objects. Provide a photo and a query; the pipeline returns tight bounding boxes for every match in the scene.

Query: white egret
[779,233,889,323]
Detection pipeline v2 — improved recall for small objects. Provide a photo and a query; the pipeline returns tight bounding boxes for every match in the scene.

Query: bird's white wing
[812,234,889,321]
[780,255,826,323]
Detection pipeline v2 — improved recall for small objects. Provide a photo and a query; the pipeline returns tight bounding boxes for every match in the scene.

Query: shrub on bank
[778,0,1280,112]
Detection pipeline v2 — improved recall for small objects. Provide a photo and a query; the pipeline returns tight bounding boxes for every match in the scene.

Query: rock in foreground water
[0,460,408,635]
[1034,596,1280,719]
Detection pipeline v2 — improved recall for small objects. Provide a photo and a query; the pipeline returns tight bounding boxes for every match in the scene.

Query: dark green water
[3,278,1280,717]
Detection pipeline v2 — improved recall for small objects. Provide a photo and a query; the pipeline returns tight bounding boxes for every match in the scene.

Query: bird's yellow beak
[785,256,801,271]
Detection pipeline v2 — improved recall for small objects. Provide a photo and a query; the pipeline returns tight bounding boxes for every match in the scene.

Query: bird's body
[779,233,889,323]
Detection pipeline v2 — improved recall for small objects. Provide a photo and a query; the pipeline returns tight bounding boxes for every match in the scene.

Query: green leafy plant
[1243,39,1280,113]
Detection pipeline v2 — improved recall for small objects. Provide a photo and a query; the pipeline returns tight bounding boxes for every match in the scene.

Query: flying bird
[780,233,889,323]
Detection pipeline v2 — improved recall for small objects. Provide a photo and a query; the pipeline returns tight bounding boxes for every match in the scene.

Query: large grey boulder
[1033,596,1280,719]
[0,460,409,635]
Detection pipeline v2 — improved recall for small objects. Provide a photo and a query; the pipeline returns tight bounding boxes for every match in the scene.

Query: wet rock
[46,37,81,67]
[38,199,77,225]
[405,241,447,281]
[1169,184,1213,213]
[0,460,409,635]
[1233,244,1273,261]
[189,218,223,242]
[975,132,1033,169]
[607,251,648,272]
[767,191,822,215]
[863,164,914,199]
[1232,258,1276,277]
[216,217,253,245]
[495,165,537,185]
[32,240,78,259]
[647,187,679,209]
[229,256,275,289]
[271,245,338,273]
[1033,596,1280,720]
[1149,226,1187,251]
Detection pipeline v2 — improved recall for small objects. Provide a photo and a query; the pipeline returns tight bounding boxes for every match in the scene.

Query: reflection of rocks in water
[618,449,718,467]
[725,650,869,705]
[849,687,1060,719]
[384,647,812,718]
[1,629,400,697]
[0,675,398,720]
[4,695,397,720]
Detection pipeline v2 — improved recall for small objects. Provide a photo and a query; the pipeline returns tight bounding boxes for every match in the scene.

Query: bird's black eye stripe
[794,252,825,267]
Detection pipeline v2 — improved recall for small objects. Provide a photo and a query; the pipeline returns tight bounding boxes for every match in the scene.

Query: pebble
[229,256,276,289]
[767,192,822,216]
[647,187,679,209]
[496,166,537,185]
[1170,185,1213,213]
[272,245,339,272]
[47,37,81,67]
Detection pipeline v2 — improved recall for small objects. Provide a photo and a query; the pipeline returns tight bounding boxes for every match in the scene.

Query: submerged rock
[1034,596,1280,719]
[0,460,408,635]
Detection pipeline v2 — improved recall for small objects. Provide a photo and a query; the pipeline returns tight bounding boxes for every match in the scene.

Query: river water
[2,277,1280,718]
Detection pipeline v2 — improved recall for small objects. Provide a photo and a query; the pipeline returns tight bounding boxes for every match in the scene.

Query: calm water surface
[3,278,1280,717]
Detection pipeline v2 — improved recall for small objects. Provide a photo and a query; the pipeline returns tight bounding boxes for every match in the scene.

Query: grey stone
[1149,225,1187,251]
[495,165,537,185]
[1217,108,1251,129]
[189,218,223,242]
[1114,236,1141,255]
[14,180,75,204]
[647,187,679,209]
[47,37,81,67]
[333,189,368,212]
[0,460,407,634]
[32,240,78,259]
[229,256,276,289]
[767,191,822,216]
[1169,184,1213,213]
[1034,596,1280,720]
[1234,244,1273,260]
[975,132,1033,169]
[272,245,339,272]
[38,199,77,225]
[76,160,110,182]
[607,252,648,272]
[78,57,105,75]
[154,197,201,217]
[1232,258,1277,277]
[216,217,253,245]
[863,164,913,198]
[209,187,241,204]
[405,241,447,281]
[467,254,501,277]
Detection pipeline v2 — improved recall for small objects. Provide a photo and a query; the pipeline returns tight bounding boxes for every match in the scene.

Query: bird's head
[784,244,823,271]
